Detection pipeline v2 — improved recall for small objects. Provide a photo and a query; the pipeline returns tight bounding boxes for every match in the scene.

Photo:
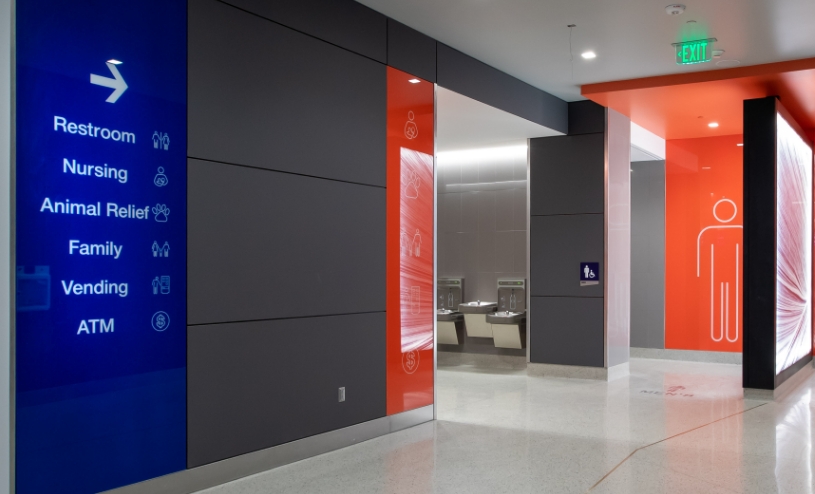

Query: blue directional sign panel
[15,1,187,492]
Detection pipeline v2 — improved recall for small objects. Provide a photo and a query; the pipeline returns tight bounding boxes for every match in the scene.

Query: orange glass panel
[665,135,743,352]
[386,67,434,415]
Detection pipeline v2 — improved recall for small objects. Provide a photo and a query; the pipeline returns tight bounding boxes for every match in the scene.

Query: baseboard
[631,347,742,364]
[527,362,629,381]
[103,405,434,494]
[437,351,527,370]
[744,360,815,401]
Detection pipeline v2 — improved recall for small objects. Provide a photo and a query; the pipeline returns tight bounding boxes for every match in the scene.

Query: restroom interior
[435,87,560,362]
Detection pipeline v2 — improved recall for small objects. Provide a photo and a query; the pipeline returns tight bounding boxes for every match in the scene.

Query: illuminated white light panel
[775,112,813,375]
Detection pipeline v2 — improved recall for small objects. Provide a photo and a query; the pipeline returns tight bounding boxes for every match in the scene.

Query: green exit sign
[673,38,717,65]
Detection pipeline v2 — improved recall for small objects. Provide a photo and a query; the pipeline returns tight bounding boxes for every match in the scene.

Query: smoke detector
[666,4,686,15]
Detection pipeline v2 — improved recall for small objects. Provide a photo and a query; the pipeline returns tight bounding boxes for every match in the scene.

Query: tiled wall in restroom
[437,142,528,303]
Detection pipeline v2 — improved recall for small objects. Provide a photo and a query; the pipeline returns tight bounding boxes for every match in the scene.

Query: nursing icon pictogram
[404,111,418,140]
[696,198,742,343]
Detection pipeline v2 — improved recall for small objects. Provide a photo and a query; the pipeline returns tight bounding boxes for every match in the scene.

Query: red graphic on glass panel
[386,67,434,415]
[400,149,434,353]
[775,112,812,374]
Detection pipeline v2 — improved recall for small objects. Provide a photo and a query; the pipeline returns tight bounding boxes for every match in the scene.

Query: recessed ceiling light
[107,59,123,65]
[708,122,719,128]
[408,78,421,84]
[581,51,597,60]
[737,143,744,147]
[665,4,686,15]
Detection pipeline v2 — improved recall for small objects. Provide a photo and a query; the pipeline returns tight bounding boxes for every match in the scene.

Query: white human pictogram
[400,230,410,256]
[412,229,422,257]
[152,241,160,257]
[152,132,161,149]
[404,111,418,139]
[697,198,742,343]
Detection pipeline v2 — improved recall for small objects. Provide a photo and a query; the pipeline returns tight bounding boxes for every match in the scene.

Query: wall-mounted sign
[673,38,717,65]
[580,262,600,286]
[15,1,187,492]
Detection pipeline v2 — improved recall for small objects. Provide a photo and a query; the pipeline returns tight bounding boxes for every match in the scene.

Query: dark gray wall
[387,19,436,82]
[188,0,387,187]
[630,161,665,349]
[221,0,388,63]
[529,102,606,367]
[187,0,387,467]
[185,0,568,469]
[188,313,386,467]
[437,44,567,133]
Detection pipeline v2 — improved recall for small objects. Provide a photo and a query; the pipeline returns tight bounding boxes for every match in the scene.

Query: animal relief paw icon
[404,111,418,140]
[152,204,170,222]
[404,168,420,199]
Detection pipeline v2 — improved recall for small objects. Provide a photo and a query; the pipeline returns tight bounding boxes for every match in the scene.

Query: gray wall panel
[568,101,606,136]
[188,159,385,325]
[188,313,386,467]
[387,19,436,82]
[436,44,567,134]
[221,0,387,62]
[529,134,605,216]
[630,161,665,349]
[530,297,604,367]
[189,0,386,186]
[530,215,604,298]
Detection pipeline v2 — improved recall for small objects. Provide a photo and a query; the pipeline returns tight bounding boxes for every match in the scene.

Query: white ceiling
[358,0,815,101]
[437,87,562,151]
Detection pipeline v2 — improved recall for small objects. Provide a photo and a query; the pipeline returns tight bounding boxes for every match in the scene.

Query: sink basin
[486,311,526,325]
[437,309,463,322]
[458,301,497,314]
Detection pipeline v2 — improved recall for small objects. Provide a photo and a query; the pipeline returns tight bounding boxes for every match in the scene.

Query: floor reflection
[201,358,815,494]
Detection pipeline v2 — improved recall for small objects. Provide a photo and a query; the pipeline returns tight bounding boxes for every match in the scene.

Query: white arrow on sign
[90,62,128,103]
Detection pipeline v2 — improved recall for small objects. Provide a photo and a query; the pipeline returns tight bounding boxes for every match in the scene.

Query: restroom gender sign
[580,262,600,286]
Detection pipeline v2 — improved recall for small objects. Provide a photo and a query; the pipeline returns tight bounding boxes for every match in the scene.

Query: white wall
[631,122,666,162]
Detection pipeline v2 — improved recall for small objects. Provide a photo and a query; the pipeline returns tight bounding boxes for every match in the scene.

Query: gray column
[630,161,666,350]
[528,102,630,379]
[0,0,11,490]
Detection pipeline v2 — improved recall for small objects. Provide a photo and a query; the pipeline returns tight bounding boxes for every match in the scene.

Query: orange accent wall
[386,67,435,415]
[665,135,743,352]
[581,58,815,140]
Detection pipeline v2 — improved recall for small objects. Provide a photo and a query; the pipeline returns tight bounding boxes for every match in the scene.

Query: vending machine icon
[410,286,421,314]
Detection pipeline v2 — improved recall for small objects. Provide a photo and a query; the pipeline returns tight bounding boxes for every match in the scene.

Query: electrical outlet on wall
[338,387,346,402]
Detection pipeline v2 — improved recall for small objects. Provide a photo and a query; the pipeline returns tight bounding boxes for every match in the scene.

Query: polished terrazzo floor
[200,358,815,493]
